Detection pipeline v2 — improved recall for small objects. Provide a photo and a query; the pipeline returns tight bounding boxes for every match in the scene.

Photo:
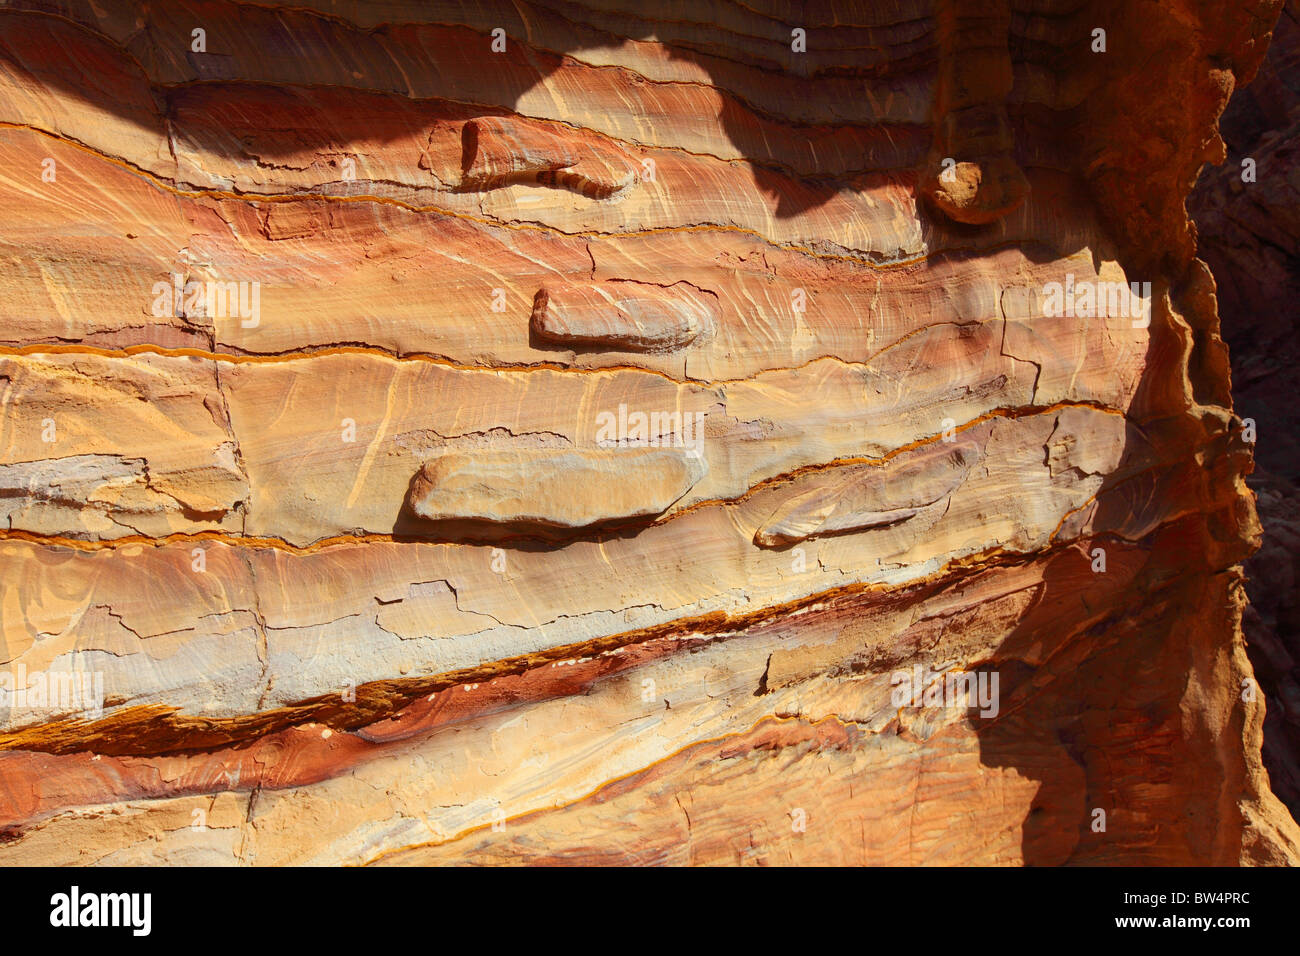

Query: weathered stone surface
[0,354,247,538]
[1189,0,1300,822]
[919,0,1029,225]
[461,116,638,197]
[530,282,715,351]
[407,447,707,531]
[0,0,1293,869]
[754,431,985,547]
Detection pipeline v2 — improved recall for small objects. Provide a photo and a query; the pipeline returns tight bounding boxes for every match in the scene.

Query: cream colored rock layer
[1,306,1145,545]
[0,535,1267,866]
[0,0,1292,870]
[4,406,1140,727]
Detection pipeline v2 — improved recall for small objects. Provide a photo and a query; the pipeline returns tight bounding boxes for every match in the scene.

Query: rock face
[407,447,708,534]
[461,116,639,197]
[0,0,1295,866]
[1188,0,1300,822]
[531,282,715,351]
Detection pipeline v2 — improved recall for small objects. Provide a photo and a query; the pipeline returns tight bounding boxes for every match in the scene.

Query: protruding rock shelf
[0,0,1292,868]
[755,434,982,547]
[461,116,638,197]
[530,282,716,352]
[407,447,707,533]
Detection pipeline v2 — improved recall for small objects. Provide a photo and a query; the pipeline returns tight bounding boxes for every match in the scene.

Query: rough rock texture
[531,282,715,351]
[0,0,1295,865]
[407,446,708,534]
[1189,0,1300,822]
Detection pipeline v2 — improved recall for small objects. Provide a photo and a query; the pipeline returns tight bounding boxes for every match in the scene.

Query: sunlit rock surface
[0,0,1295,866]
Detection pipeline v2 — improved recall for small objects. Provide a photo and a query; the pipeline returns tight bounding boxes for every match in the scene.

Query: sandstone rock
[530,282,715,351]
[461,116,638,198]
[1188,0,1300,821]
[407,447,707,532]
[754,433,983,547]
[0,0,1292,869]
[920,0,1029,225]
[461,116,581,187]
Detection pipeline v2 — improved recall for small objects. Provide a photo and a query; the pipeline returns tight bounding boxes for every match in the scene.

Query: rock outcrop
[407,446,708,534]
[1188,0,1300,822]
[531,282,715,351]
[0,0,1294,866]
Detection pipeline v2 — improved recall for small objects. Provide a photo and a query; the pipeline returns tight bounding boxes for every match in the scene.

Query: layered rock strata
[1188,0,1300,822]
[0,0,1294,865]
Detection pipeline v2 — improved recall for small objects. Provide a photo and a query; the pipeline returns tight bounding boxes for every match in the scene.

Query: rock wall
[0,0,1295,865]
[1189,0,1300,822]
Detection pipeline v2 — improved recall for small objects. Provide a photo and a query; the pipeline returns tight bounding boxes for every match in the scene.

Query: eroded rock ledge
[0,0,1294,866]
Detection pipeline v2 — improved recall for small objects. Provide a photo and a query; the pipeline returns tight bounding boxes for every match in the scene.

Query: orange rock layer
[0,0,1294,865]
